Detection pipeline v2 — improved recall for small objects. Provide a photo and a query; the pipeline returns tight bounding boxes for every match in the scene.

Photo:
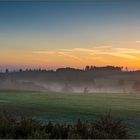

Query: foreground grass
[0,111,130,139]
[0,90,139,138]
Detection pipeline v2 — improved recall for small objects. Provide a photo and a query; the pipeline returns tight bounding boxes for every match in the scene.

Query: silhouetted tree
[5,69,9,73]
[90,65,93,70]
[19,69,23,72]
[85,66,90,71]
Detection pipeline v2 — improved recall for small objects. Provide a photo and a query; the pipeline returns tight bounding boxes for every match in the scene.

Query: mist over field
[0,66,140,94]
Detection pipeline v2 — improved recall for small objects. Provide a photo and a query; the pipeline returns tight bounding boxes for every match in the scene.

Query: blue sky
[0,0,140,38]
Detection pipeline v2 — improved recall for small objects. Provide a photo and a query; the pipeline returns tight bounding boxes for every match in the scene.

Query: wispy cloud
[32,46,140,62]
[33,50,83,62]
[56,52,83,61]
[136,41,140,43]
[32,51,55,54]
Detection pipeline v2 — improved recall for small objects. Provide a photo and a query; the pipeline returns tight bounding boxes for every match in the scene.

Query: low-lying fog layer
[0,78,139,94]
[0,69,140,93]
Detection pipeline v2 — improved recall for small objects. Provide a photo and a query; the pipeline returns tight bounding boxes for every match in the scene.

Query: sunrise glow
[0,1,140,70]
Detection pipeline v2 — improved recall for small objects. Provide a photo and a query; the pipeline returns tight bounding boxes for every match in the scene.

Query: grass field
[0,90,139,138]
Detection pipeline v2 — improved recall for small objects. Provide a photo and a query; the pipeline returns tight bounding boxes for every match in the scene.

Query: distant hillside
[0,66,140,93]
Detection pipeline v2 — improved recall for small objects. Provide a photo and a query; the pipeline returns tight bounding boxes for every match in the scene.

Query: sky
[1,0,140,70]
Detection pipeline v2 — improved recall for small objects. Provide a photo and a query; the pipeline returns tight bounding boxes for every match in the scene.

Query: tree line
[3,65,123,73]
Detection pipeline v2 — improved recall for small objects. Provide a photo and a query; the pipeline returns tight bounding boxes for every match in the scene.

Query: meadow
[0,90,139,138]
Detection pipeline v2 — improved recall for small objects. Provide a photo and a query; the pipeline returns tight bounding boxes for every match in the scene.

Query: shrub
[0,111,130,139]
[93,112,130,139]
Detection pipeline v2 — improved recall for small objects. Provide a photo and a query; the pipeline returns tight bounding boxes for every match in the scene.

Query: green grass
[0,90,139,138]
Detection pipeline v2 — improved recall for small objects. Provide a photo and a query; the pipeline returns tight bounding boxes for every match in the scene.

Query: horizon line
[0,65,140,72]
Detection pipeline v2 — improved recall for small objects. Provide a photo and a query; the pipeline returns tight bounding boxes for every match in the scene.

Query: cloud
[136,41,140,43]
[115,48,140,54]
[32,50,83,61]
[32,51,55,54]
[107,52,140,60]
[56,52,83,61]
[32,46,140,62]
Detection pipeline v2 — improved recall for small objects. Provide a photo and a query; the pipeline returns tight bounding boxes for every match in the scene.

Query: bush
[93,112,130,139]
[0,111,130,139]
